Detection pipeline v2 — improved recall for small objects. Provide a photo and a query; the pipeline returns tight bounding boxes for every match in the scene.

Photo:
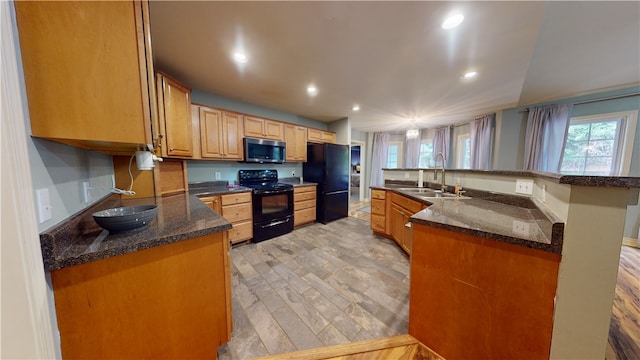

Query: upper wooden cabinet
[307,129,336,144]
[156,72,193,158]
[284,124,308,162]
[14,0,156,154]
[198,106,244,160]
[244,116,284,141]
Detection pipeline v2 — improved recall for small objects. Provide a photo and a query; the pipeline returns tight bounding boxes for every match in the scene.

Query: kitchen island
[40,193,233,359]
[377,168,640,359]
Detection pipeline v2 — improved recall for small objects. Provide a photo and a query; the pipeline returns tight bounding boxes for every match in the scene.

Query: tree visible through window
[419,141,433,168]
[457,134,471,169]
[561,118,622,175]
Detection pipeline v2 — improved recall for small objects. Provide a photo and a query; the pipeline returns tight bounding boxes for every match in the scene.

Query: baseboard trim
[622,237,639,248]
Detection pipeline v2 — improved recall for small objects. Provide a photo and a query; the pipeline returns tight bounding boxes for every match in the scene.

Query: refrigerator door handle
[325,190,348,196]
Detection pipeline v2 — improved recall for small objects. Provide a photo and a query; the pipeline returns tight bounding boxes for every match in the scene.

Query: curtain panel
[433,126,451,166]
[524,104,574,172]
[470,113,495,169]
[370,132,390,187]
[404,129,423,168]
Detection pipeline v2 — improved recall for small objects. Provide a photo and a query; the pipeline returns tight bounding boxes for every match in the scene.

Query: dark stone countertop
[40,193,232,272]
[278,177,318,187]
[373,184,564,254]
[188,181,253,197]
[382,168,640,188]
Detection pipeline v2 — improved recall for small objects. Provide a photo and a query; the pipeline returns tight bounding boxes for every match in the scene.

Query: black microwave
[244,137,286,163]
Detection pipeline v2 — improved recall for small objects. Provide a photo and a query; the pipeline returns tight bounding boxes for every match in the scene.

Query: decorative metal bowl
[92,205,158,233]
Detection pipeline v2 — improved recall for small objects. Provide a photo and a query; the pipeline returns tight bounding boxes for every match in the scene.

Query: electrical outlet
[215,172,221,180]
[36,188,52,223]
[515,179,533,195]
[512,220,530,237]
[292,171,295,177]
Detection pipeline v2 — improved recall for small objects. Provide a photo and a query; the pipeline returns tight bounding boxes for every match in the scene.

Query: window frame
[386,141,403,169]
[561,110,637,176]
[419,138,434,168]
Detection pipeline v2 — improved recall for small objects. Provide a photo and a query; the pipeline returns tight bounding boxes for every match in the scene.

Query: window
[418,140,434,168]
[456,134,471,169]
[561,110,637,176]
[386,141,403,168]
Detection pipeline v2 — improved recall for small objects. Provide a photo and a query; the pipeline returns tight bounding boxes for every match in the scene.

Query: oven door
[252,189,294,224]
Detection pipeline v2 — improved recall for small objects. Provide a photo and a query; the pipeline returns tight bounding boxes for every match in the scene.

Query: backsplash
[187,160,303,183]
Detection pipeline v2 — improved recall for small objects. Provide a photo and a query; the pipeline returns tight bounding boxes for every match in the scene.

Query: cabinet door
[390,204,406,248]
[222,112,244,160]
[200,107,224,158]
[264,120,284,140]
[158,73,193,157]
[284,124,307,161]
[244,116,266,138]
[15,1,154,153]
[201,195,221,214]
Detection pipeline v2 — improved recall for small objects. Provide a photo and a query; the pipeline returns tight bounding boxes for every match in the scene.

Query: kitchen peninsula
[40,193,234,359]
[378,168,640,359]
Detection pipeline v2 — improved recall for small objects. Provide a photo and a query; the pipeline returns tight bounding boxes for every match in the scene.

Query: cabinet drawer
[221,202,252,223]
[294,191,316,202]
[221,192,251,206]
[294,207,316,226]
[228,221,252,243]
[371,199,386,215]
[391,192,422,214]
[371,189,386,200]
[371,214,386,233]
[294,186,316,193]
[295,199,316,211]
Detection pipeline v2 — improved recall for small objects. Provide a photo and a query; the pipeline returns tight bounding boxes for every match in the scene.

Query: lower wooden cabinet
[201,192,253,244]
[370,189,388,234]
[294,185,316,227]
[409,224,560,359]
[390,192,424,254]
[50,233,232,359]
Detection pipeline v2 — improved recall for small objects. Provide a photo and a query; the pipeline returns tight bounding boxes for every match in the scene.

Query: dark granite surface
[374,183,564,254]
[189,181,253,197]
[40,193,232,271]
[279,177,318,187]
[383,168,640,188]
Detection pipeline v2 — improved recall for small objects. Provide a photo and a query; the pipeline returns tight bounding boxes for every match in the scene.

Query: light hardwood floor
[606,245,640,360]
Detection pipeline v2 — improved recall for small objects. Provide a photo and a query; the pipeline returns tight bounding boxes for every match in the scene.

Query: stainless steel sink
[394,187,469,199]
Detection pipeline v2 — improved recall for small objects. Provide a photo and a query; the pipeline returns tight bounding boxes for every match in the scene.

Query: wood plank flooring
[606,245,640,360]
[218,216,410,359]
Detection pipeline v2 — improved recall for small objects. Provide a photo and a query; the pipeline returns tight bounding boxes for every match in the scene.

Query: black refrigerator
[303,143,350,224]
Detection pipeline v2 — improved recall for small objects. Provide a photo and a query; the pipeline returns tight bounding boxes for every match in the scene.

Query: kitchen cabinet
[156,72,193,158]
[200,195,222,214]
[294,185,317,227]
[14,0,156,155]
[221,192,253,244]
[307,128,336,144]
[50,232,232,358]
[409,224,560,359]
[370,189,389,234]
[389,192,423,254]
[244,116,284,141]
[284,124,308,162]
[199,106,244,160]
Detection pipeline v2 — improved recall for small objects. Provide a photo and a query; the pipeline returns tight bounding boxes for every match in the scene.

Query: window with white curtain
[387,141,403,168]
[456,134,471,169]
[418,139,434,168]
[560,110,637,176]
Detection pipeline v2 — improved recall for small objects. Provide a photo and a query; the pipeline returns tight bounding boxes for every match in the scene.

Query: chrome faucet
[434,152,446,192]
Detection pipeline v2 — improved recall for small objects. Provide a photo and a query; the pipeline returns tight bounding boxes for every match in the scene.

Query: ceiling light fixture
[307,85,318,97]
[406,129,420,139]
[442,14,464,29]
[463,71,478,78]
[233,52,247,63]
[352,105,360,111]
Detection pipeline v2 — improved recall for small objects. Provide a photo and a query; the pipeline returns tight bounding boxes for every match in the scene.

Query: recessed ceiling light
[352,105,360,111]
[442,14,464,29]
[233,52,247,63]
[307,85,318,96]
[463,71,478,79]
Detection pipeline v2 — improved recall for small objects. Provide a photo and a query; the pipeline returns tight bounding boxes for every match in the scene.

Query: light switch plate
[36,188,52,223]
[515,179,534,195]
[512,220,530,237]
[215,172,221,180]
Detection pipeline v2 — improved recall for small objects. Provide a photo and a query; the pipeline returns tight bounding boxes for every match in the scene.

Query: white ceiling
[149,1,640,133]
